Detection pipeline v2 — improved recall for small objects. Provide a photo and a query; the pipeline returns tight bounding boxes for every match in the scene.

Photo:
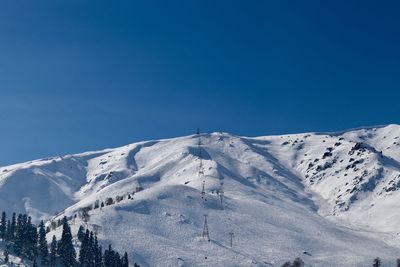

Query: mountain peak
[2,127,400,266]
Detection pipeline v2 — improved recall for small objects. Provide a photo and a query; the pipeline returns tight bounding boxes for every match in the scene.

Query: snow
[0,242,28,266]
[2,125,400,266]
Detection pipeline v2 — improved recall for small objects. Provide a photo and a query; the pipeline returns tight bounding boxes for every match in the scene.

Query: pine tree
[115,252,122,267]
[121,252,129,267]
[0,211,6,240]
[6,220,10,241]
[4,249,9,263]
[397,258,400,267]
[38,220,49,266]
[94,238,102,267]
[292,258,304,267]
[25,216,38,259]
[59,218,76,267]
[79,229,89,266]
[104,244,113,267]
[373,258,382,267]
[78,226,85,242]
[9,212,16,241]
[50,235,58,267]
[87,231,95,267]
[13,213,24,256]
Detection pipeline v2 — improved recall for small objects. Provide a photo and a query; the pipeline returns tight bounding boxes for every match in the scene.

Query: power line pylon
[197,129,206,201]
[198,132,204,176]
[218,188,224,207]
[198,160,204,176]
[202,214,210,242]
[201,180,206,199]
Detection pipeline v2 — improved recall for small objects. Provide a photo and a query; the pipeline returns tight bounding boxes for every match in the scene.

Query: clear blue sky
[0,1,399,165]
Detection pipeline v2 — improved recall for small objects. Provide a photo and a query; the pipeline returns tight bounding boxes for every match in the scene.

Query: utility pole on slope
[198,129,206,201]
[229,232,234,247]
[198,132,204,177]
[201,181,206,199]
[218,188,224,207]
[202,214,210,242]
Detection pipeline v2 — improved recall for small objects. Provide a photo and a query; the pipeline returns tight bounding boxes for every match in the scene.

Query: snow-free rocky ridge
[2,125,400,266]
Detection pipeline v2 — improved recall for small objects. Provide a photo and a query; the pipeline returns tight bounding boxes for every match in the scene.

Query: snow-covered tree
[38,220,49,266]
[122,252,129,267]
[79,229,90,266]
[94,237,102,267]
[0,212,6,240]
[25,216,38,259]
[59,218,76,267]
[9,212,16,241]
[77,225,85,242]
[50,235,58,267]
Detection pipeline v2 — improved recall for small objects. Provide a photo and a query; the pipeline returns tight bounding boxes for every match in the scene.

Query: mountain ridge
[2,125,400,266]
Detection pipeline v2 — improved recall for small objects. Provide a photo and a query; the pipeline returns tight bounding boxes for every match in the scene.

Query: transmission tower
[201,180,206,198]
[197,129,206,200]
[198,159,204,176]
[202,215,210,242]
[198,134,204,176]
[229,232,234,247]
[218,188,224,207]
[198,130,210,245]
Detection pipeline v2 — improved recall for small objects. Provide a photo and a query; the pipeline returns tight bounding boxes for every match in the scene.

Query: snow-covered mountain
[2,125,400,266]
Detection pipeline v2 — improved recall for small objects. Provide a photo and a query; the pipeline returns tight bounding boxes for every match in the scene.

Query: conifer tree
[94,238,102,267]
[373,257,382,267]
[9,213,16,241]
[77,225,85,242]
[4,249,9,263]
[38,220,49,266]
[0,211,6,240]
[59,218,76,267]
[292,258,304,267]
[25,216,38,259]
[6,220,10,241]
[79,229,90,267]
[13,214,24,255]
[88,231,95,267]
[50,235,58,267]
[104,244,113,267]
[122,252,129,267]
[115,252,122,267]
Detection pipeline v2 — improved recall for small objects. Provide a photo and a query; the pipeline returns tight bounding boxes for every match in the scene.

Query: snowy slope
[258,124,400,232]
[0,242,28,266]
[2,125,400,266]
